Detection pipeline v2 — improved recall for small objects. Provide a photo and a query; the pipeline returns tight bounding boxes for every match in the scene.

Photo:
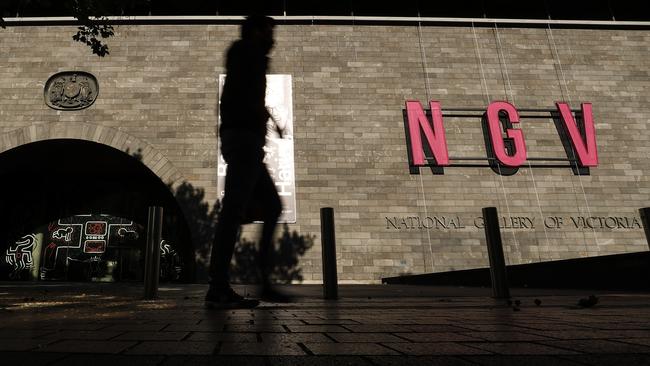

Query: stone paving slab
[0,352,67,366]
[306,342,399,355]
[286,324,351,333]
[261,333,333,343]
[526,329,650,340]
[466,341,578,355]
[1,283,650,365]
[394,332,483,342]
[187,332,258,342]
[50,354,165,366]
[459,331,554,342]
[366,355,476,366]
[327,332,408,343]
[159,355,376,366]
[125,341,216,355]
[225,324,288,333]
[113,331,190,341]
[41,330,125,340]
[380,342,491,355]
[401,324,470,332]
[0,339,55,352]
[40,323,107,331]
[164,323,226,332]
[102,323,169,332]
[561,354,650,366]
[344,324,413,333]
[36,340,138,354]
[462,355,585,365]
[219,341,306,355]
[617,338,650,347]
[0,329,54,338]
[537,339,650,354]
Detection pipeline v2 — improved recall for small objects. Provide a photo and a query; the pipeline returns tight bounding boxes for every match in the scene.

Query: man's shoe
[260,287,293,303]
[205,287,260,309]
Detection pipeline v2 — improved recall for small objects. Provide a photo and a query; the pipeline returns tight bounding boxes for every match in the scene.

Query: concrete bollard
[144,206,163,300]
[320,207,339,300]
[482,207,510,299]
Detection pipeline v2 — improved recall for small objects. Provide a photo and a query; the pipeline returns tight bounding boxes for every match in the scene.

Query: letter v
[556,102,598,167]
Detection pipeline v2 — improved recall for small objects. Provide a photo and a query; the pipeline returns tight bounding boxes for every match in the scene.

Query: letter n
[556,102,598,167]
[404,100,449,171]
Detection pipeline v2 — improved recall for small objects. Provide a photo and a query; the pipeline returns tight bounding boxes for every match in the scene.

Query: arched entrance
[0,138,194,282]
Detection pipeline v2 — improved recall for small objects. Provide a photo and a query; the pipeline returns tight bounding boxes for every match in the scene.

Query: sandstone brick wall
[1,21,648,283]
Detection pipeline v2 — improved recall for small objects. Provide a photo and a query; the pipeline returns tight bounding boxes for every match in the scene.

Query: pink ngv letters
[404,100,598,173]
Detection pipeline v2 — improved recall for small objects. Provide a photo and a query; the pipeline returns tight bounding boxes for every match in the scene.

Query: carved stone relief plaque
[45,71,99,110]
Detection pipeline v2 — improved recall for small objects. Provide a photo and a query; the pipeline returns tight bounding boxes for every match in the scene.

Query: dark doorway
[0,139,192,282]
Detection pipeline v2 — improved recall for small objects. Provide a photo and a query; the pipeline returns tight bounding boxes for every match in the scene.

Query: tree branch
[2,1,150,56]
[68,0,115,57]
[72,20,114,57]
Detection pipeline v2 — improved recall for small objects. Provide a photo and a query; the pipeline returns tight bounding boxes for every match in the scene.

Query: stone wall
[1,21,648,283]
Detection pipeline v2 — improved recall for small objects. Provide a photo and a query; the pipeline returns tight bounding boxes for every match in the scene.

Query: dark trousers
[209,145,282,290]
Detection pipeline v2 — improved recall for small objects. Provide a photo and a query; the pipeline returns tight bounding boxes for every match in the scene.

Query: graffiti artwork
[41,214,140,281]
[52,227,73,241]
[160,240,183,281]
[5,234,37,279]
[1,214,184,282]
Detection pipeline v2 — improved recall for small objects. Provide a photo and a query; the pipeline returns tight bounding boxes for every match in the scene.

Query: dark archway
[0,139,193,282]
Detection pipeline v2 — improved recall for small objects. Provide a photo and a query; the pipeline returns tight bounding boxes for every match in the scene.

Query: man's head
[241,15,275,53]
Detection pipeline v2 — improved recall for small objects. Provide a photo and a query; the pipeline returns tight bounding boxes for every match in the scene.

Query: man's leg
[207,153,263,307]
[209,207,240,290]
[256,167,282,285]
[253,167,291,302]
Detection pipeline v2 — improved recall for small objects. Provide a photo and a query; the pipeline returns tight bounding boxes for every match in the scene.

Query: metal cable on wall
[546,21,601,252]
[493,23,547,263]
[415,8,436,273]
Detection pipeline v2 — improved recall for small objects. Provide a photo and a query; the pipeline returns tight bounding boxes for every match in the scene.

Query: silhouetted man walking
[206,15,288,309]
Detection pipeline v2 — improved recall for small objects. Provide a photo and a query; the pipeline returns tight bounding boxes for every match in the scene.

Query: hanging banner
[217,74,297,223]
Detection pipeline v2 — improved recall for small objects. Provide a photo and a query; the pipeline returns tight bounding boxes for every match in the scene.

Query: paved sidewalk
[1,283,650,365]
